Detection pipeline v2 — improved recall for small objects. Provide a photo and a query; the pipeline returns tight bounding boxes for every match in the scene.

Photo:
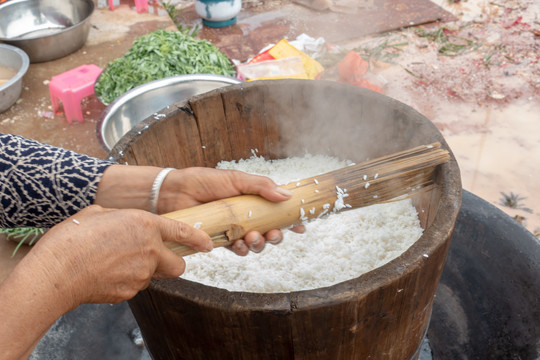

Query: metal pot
[0,43,29,113]
[0,0,94,63]
[97,74,241,152]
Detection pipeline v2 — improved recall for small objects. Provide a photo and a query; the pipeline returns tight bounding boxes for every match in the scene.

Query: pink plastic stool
[108,0,149,13]
[49,64,102,124]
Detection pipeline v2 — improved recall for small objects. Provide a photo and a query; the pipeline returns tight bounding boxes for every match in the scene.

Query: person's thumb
[153,217,213,279]
[159,217,213,253]
[154,247,186,279]
[235,172,293,202]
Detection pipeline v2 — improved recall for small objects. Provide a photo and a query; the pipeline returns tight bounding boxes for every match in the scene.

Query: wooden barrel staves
[109,80,462,359]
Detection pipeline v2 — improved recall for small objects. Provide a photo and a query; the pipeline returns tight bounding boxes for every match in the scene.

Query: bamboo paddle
[163,142,450,256]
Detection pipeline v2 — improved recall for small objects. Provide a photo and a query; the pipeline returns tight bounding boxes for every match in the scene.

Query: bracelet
[149,168,175,214]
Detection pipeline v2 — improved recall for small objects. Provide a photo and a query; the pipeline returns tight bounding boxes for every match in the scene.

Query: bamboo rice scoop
[164,142,450,256]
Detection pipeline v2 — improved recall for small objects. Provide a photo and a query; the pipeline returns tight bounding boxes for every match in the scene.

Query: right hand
[95,165,305,256]
[29,205,213,308]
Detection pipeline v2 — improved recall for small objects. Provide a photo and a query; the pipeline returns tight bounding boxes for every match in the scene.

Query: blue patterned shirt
[0,133,113,228]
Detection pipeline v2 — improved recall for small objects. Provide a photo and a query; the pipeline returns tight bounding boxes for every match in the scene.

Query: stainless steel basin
[0,0,94,63]
[97,74,241,152]
[0,43,29,113]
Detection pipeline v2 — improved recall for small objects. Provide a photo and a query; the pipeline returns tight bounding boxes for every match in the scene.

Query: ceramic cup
[194,0,241,28]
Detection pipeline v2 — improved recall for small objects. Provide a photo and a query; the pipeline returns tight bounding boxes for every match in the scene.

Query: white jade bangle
[149,168,175,214]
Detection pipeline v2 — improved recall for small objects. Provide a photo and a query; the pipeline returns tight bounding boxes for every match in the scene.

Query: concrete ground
[293,0,540,236]
[363,0,540,237]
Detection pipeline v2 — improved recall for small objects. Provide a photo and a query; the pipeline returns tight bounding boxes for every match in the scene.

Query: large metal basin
[0,43,29,113]
[428,191,540,359]
[0,0,94,63]
[97,74,241,152]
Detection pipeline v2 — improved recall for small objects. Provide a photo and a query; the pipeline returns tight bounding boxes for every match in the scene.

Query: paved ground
[400,0,539,236]
[320,0,540,236]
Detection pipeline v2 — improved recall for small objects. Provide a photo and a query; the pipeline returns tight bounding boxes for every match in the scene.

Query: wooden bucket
[110,80,462,359]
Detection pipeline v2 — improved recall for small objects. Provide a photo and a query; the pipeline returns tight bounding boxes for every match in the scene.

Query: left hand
[0,205,215,359]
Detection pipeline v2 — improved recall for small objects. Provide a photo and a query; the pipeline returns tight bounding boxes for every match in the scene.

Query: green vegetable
[162,1,200,36]
[95,30,235,104]
[0,227,45,257]
[415,26,480,57]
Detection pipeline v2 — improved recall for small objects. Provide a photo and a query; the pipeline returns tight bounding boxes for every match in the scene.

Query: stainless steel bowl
[97,74,241,152]
[0,0,94,63]
[0,44,29,113]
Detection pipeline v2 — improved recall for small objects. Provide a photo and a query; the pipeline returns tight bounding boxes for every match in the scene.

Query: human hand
[156,167,305,255]
[95,166,305,256]
[0,204,211,359]
[29,205,213,307]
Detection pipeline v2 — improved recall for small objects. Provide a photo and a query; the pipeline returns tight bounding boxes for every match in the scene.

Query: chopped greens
[415,26,480,57]
[162,1,200,36]
[356,37,408,63]
[0,227,45,257]
[95,30,235,104]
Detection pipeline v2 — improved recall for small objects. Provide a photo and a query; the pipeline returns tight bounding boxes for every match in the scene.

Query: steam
[269,80,431,164]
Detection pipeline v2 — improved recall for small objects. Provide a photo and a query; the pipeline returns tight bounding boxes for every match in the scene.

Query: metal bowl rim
[97,74,242,152]
[0,0,95,42]
[0,43,30,91]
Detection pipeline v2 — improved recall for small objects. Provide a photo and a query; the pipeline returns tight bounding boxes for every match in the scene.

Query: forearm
[93,164,162,211]
[0,249,74,359]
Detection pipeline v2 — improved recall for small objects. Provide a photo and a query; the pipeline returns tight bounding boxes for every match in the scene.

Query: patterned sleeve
[0,133,114,228]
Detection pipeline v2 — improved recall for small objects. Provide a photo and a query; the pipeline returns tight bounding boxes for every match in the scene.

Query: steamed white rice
[180,153,423,293]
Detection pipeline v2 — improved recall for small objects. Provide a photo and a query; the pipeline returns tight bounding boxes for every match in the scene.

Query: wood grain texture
[114,103,205,168]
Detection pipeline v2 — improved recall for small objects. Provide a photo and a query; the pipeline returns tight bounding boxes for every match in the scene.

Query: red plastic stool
[108,0,149,13]
[49,64,102,124]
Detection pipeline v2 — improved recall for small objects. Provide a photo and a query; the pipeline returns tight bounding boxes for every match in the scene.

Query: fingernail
[249,235,261,250]
[275,187,293,197]
[234,241,248,254]
[204,240,214,252]
[268,233,282,245]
